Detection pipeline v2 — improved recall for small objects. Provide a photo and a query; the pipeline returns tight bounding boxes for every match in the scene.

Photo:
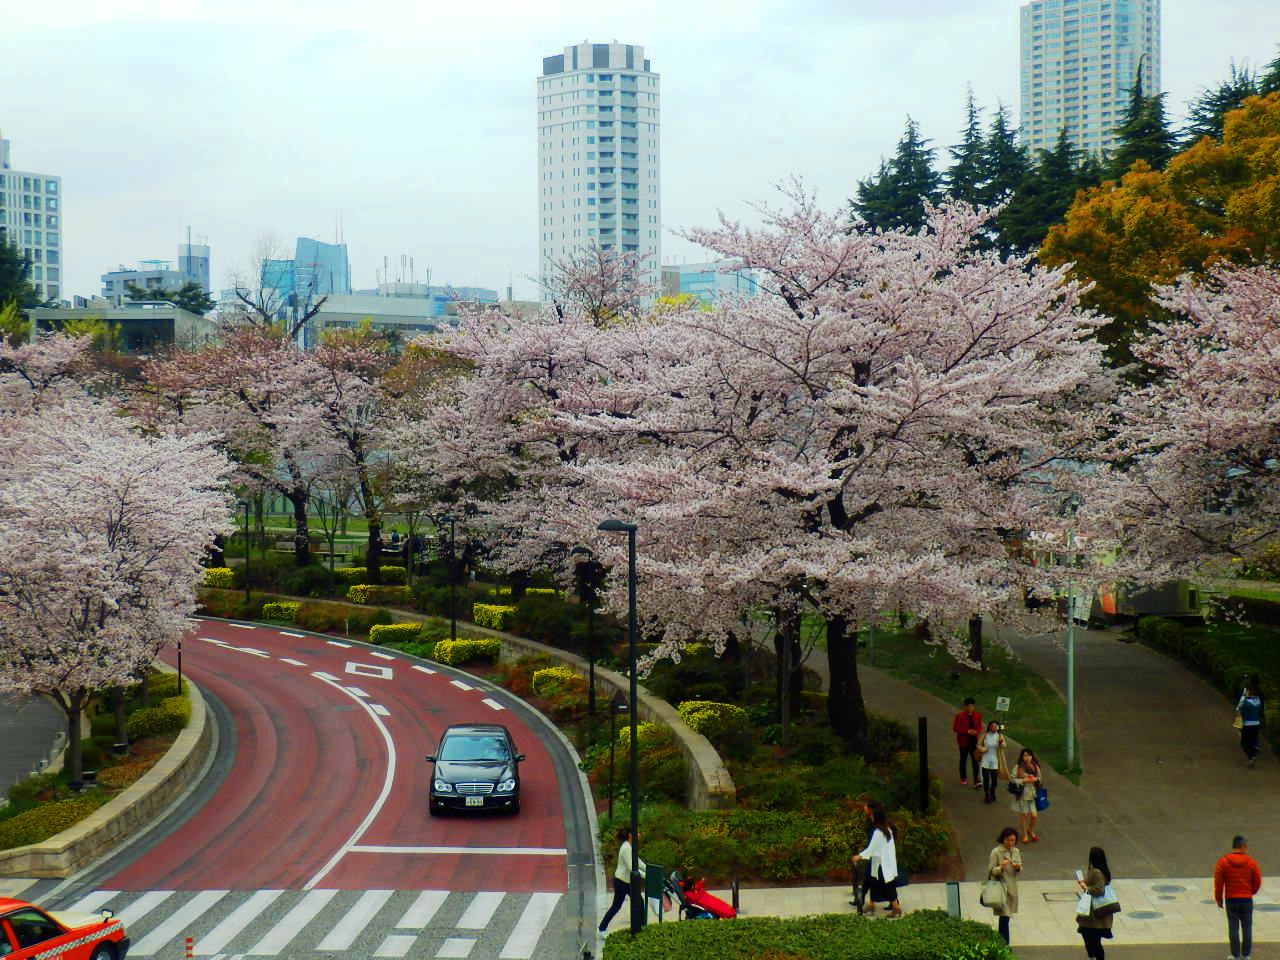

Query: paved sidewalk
[0,696,63,797]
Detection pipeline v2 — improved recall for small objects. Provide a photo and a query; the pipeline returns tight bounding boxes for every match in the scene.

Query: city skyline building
[101,239,213,304]
[538,41,661,298]
[661,260,760,304]
[0,133,64,303]
[1019,0,1162,156]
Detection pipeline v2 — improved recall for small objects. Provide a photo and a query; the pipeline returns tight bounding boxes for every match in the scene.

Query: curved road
[29,617,597,959]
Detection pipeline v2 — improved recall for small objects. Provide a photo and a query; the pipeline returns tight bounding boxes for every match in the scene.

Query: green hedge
[203,567,234,588]
[126,695,191,739]
[336,565,408,586]
[473,603,518,630]
[526,587,559,597]
[677,700,749,742]
[432,638,502,666]
[532,666,584,697]
[0,794,111,851]
[601,911,1011,960]
[1215,594,1280,628]
[347,584,411,605]
[370,623,423,645]
[261,601,301,622]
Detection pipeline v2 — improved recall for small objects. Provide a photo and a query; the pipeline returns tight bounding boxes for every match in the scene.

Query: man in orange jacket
[1215,835,1263,960]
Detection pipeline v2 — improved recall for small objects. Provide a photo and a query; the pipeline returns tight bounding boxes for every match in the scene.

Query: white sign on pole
[995,696,1011,713]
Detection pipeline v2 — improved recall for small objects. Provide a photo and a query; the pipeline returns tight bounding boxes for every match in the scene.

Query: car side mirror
[101,909,114,921]
[425,755,436,763]
[516,754,526,762]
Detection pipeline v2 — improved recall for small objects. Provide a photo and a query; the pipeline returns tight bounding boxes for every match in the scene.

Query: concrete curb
[0,664,211,879]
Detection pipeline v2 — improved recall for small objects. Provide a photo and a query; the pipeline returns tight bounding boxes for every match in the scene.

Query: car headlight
[433,780,453,793]
[497,778,517,793]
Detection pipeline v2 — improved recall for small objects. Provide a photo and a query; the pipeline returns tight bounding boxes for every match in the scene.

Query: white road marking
[346,662,394,680]
[456,892,504,929]
[326,640,351,648]
[500,892,562,959]
[117,889,176,927]
[482,698,506,711]
[370,704,391,716]
[200,637,229,645]
[229,623,257,630]
[449,680,474,691]
[280,631,305,638]
[436,938,476,958]
[369,651,396,661]
[279,658,306,667]
[316,890,394,950]
[247,888,337,955]
[194,890,282,955]
[130,890,225,955]
[312,672,342,683]
[344,687,371,699]
[235,647,271,658]
[396,890,449,929]
[411,665,437,675]
[185,617,204,622]
[374,934,416,957]
[348,845,567,857]
[67,890,117,912]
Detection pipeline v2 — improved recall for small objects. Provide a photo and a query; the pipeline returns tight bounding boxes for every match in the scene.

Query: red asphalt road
[105,619,568,893]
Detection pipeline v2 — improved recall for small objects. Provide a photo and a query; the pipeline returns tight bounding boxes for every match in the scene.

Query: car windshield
[438,734,509,763]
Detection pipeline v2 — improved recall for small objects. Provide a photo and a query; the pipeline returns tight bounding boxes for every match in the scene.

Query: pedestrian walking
[1237,676,1265,767]
[1010,747,1042,843]
[598,826,645,933]
[1215,834,1263,960]
[952,697,984,789]
[852,802,902,917]
[979,720,1005,803]
[1076,847,1115,959]
[985,827,1022,944]
[849,800,878,912]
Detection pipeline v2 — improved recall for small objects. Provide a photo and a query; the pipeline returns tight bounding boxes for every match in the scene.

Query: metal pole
[1066,532,1076,770]
[609,705,616,821]
[918,716,929,815]
[627,527,642,936]
[449,517,457,644]
[177,638,183,695]
[243,501,250,604]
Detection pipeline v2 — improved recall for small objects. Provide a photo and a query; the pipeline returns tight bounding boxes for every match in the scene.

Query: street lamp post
[442,515,458,643]
[240,500,250,605]
[570,547,599,727]
[1066,529,1076,771]
[598,517,641,936]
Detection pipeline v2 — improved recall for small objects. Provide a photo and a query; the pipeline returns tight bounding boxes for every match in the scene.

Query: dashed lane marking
[326,640,352,648]
[199,637,229,645]
[229,623,257,630]
[279,658,307,667]
[411,665,437,675]
[280,631,306,638]
[344,687,371,699]
[235,647,271,658]
[370,651,396,661]
[450,680,474,691]
[312,672,342,683]
[482,698,506,711]
[370,704,391,716]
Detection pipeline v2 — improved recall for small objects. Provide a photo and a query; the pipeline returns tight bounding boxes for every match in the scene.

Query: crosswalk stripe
[196,890,283,955]
[246,888,337,955]
[374,934,416,957]
[437,939,476,959]
[456,892,504,929]
[117,890,177,928]
[67,890,117,913]
[131,890,226,955]
[316,889,393,950]
[499,892,562,959]
[396,890,448,929]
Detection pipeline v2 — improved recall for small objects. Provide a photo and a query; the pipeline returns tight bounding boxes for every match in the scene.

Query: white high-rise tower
[537,41,661,297]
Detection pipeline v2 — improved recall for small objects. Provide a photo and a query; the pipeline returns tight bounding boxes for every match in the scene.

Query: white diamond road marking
[316,889,394,950]
[370,651,396,661]
[411,665,437,675]
[370,704,391,716]
[67,890,117,913]
[131,890,226,956]
[346,662,394,680]
[396,890,448,929]
[500,892,562,960]
[116,890,176,928]
[437,939,476,959]
[374,934,416,957]
[279,658,307,667]
[482,698,506,711]
[229,623,257,630]
[195,889,283,955]
[247,888,338,955]
[280,631,306,638]
[344,687,371,699]
[449,680,474,692]
[326,640,352,648]
[456,892,504,929]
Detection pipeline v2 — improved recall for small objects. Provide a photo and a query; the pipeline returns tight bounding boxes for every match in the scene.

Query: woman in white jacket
[598,826,645,933]
[852,801,902,917]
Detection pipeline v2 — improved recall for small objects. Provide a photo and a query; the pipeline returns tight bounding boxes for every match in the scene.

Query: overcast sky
[3,0,1276,301]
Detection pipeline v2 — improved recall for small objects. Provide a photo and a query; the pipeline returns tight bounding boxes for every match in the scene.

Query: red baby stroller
[664,870,737,920]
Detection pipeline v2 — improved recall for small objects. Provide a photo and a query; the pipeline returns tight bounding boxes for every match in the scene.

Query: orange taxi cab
[0,897,129,960]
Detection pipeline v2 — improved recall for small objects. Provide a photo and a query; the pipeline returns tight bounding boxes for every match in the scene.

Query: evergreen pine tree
[944,87,988,206]
[0,240,40,310]
[1109,60,1176,176]
[852,117,942,232]
[1260,46,1280,96]
[978,103,1029,208]
[997,128,1081,256]
[1183,61,1257,146]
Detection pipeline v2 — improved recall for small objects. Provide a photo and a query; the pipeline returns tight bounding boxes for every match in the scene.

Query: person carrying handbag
[1237,676,1265,767]
[852,802,903,918]
[983,827,1021,944]
[1010,747,1043,843]
[1076,846,1117,959]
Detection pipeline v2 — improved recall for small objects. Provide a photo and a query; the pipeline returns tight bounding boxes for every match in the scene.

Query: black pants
[1226,898,1253,958]
[1241,725,1261,760]
[998,915,1010,943]
[982,766,999,800]
[599,878,632,931]
[1080,928,1107,959]
[958,741,979,781]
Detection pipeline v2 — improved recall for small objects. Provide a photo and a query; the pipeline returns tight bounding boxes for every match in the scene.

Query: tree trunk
[113,687,127,746]
[365,519,383,584]
[210,534,225,568]
[826,614,869,751]
[139,673,151,708]
[773,608,802,748]
[510,570,529,601]
[969,613,984,667]
[60,688,88,783]
[254,496,266,559]
[287,487,311,568]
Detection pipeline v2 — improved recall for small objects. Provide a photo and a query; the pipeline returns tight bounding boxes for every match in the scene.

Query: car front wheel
[90,944,116,960]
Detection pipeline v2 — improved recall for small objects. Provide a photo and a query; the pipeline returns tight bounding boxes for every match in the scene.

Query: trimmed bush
[203,567,234,588]
[335,565,408,586]
[0,794,111,851]
[262,601,301,622]
[677,700,749,743]
[526,587,559,597]
[412,583,475,622]
[347,584,411,605]
[126,696,191,739]
[369,623,423,645]
[347,607,395,635]
[6,771,64,807]
[295,601,346,633]
[393,640,438,661]
[865,710,917,762]
[335,566,367,585]
[587,724,688,804]
[532,666,585,697]
[432,638,502,666]
[280,564,337,598]
[473,603,518,630]
[600,910,1011,960]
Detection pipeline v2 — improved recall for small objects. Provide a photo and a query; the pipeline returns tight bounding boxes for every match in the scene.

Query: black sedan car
[426,723,525,815]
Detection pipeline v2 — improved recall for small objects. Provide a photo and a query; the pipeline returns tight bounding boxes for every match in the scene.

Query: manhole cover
[1154,756,1193,765]
[1157,895,1176,901]
[1256,903,1280,913]
[1127,911,1163,920]
[1042,892,1081,902]
[1151,884,1185,894]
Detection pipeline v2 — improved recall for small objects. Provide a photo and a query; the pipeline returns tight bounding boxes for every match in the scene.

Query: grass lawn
[866,625,1080,781]
[1214,583,1280,602]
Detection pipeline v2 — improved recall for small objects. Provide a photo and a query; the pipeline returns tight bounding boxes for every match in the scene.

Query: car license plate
[466,796,484,807]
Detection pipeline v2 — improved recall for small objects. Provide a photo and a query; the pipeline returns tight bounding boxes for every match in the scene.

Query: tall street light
[597,517,641,936]
[569,546,600,727]
[240,499,251,605]
[442,514,458,643]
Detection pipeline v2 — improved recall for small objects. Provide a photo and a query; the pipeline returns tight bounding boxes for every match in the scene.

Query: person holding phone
[1237,676,1265,767]
[987,827,1021,944]
[1010,747,1042,843]
[1076,847,1114,959]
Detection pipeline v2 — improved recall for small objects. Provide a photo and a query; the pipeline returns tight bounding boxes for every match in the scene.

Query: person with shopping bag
[852,801,903,918]
[1075,846,1119,959]
[982,827,1021,944]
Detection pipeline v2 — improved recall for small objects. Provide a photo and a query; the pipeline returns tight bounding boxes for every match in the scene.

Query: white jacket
[615,840,646,885]
[858,827,899,884]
